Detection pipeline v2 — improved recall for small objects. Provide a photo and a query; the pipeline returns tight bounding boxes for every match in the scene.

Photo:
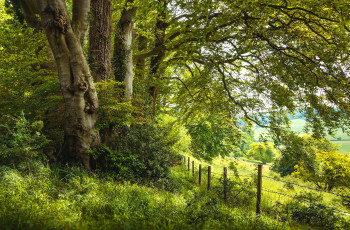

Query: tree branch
[72,0,91,43]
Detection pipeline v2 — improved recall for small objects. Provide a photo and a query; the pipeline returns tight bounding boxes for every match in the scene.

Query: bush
[0,112,49,172]
[90,124,181,183]
[292,150,350,191]
[187,115,240,162]
[283,192,348,229]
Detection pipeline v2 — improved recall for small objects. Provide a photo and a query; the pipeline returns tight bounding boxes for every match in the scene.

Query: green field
[255,119,350,154]
[333,141,350,154]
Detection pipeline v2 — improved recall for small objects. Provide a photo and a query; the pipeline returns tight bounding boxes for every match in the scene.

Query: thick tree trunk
[149,0,167,116]
[134,35,148,96]
[88,0,112,82]
[35,0,99,170]
[113,0,137,101]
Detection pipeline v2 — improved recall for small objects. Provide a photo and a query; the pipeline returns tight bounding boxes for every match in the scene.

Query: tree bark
[32,0,99,170]
[113,0,137,100]
[88,0,112,82]
[134,35,148,96]
[149,0,167,116]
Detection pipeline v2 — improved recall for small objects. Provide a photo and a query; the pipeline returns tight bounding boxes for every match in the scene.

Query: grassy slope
[0,162,288,230]
[183,156,350,229]
[0,158,349,229]
[255,119,350,154]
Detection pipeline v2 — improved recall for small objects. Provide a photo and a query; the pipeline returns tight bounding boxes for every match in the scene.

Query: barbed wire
[182,157,350,212]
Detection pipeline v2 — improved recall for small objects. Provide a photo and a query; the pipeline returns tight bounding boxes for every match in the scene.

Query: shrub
[0,112,49,172]
[283,192,348,229]
[292,150,350,191]
[187,115,240,162]
[90,124,181,183]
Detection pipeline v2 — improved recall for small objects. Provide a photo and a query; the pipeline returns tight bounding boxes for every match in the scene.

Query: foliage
[283,192,348,230]
[0,112,50,172]
[236,128,254,156]
[0,3,60,123]
[167,0,350,142]
[292,150,350,191]
[155,113,191,156]
[272,133,339,176]
[96,80,148,129]
[246,142,277,163]
[0,2,63,152]
[90,123,181,183]
[187,115,240,162]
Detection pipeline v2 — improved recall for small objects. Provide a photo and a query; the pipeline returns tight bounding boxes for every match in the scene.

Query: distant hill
[254,118,350,141]
[254,118,350,154]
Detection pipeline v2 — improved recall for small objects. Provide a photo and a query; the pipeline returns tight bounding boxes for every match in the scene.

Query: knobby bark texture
[88,0,112,82]
[113,0,137,101]
[149,0,167,116]
[32,0,99,170]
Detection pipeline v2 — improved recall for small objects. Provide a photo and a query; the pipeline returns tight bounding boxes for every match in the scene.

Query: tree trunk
[149,0,167,116]
[113,0,137,101]
[34,0,99,170]
[134,35,148,96]
[88,0,112,82]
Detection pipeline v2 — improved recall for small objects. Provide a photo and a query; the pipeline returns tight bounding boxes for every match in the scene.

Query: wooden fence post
[192,161,194,177]
[199,164,202,185]
[188,157,190,171]
[207,166,211,190]
[256,164,263,216]
[224,167,228,203]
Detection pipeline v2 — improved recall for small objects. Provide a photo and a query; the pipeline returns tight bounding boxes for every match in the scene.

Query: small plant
[0,112,49,173]
[228,160,239,178]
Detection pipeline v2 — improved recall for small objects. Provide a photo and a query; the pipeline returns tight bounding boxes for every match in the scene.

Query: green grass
[0,161,289,230]
[183,155,350,229]
[1,157,349,230]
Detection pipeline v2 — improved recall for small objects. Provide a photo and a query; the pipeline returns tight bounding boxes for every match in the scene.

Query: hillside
[255,119,350,154]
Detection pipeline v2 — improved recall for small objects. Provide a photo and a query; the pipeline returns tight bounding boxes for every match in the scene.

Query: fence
[181,156,350,217]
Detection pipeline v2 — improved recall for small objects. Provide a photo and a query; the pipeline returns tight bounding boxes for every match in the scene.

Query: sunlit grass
[0,162,289,230]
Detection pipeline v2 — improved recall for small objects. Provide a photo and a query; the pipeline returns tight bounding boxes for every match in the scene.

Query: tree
[272,134,339,176]
[135,0,350,139]
[19,0,99,170]
[293,150,350,191]
[113,0,137,100]
[246,142,276,163]
[8,0,349,167]
[187,115,240,162]
[88,0,112,82]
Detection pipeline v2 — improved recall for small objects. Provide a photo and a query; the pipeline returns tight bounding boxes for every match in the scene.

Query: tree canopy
[1,0,349,165]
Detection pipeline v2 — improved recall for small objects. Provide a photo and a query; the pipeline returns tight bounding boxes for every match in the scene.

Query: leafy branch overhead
[134,0,350,137]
